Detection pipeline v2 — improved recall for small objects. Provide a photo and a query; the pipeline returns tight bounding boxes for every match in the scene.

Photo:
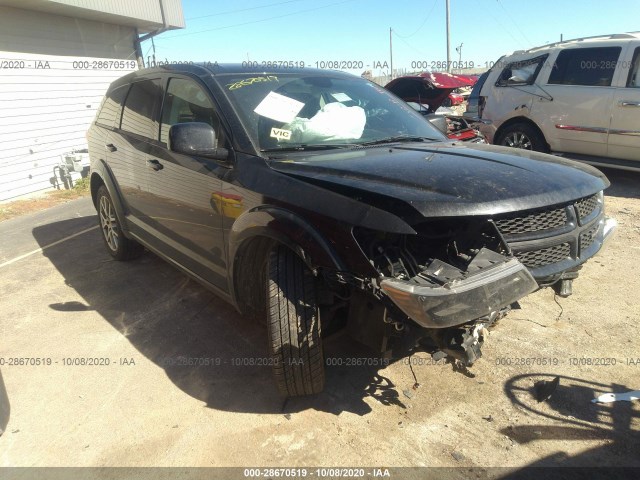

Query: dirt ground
[0,167,638,477]
[0,179,90,223]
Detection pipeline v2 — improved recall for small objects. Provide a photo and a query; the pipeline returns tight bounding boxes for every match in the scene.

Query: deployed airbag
[285,102,366,143]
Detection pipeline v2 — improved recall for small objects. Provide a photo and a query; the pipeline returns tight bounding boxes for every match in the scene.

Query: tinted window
[548,47,621,86]
[496,54,548,86]
[465,70,490,117]
[95,84,128,128]
[627,47,640,87]
[469,70,490,99]
[121,79,163,139]
[160,77,225,147]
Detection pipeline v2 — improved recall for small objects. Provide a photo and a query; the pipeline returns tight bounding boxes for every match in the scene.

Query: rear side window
[95,84,128,128]
[627,48,640,87]
[548,47,621,86]
[121,79,163,139]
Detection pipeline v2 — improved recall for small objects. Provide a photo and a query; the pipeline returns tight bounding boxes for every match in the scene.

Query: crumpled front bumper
[380,257,538,329]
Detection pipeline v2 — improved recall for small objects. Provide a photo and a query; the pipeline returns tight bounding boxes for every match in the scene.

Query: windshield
[220,72,446,153]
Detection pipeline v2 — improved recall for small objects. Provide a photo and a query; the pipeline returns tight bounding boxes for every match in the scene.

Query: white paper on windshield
[330,92,352,102]
[254,91,305,123]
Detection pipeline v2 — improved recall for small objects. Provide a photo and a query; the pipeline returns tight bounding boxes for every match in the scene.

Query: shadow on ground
[599,167,640,199]
[33,217,406,416]
[0,369,9,436]
[497,373,640,476]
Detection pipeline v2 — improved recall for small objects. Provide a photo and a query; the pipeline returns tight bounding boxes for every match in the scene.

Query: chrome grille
[495,207,567,235]
[576,195,599,220]
[515,243,571,268]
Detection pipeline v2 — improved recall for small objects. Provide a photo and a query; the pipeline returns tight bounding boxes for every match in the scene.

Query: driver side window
[160,77,227,147]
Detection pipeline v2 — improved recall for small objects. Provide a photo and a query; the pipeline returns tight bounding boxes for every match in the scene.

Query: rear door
[608,44,640,161]
[534,46,620,156]
[109,78,163,220]
[88,83,129,174]
[142,75,230,290]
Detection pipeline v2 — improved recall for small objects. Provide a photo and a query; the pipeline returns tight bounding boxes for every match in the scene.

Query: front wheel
[96,186,144,261]
[496,123,547,152]
[266,246,325,397]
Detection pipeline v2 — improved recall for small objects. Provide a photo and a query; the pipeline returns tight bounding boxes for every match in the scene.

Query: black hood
[268,142,609,221]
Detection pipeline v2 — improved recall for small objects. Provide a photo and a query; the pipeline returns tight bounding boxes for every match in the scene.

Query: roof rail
[528,32,639,52]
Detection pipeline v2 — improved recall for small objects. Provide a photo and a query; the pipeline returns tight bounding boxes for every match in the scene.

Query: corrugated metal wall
[0,8,139,201]
[0,6,138,58]
[52,0,185,29]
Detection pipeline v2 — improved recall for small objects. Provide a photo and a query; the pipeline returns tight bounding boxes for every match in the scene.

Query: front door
[143,76,230,291]
[608,45,640,162]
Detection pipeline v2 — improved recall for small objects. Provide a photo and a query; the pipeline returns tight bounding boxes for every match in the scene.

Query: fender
[227,206,351,311]
[228,206,346,275]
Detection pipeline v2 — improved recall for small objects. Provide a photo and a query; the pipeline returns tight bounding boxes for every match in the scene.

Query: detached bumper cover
[380,257,538,329]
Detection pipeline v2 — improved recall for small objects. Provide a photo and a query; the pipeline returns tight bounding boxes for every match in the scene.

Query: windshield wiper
[261,143,357,153]
[359,135,438,146]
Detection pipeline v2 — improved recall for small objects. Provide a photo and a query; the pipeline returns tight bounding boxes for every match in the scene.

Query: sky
[150,0,640,75]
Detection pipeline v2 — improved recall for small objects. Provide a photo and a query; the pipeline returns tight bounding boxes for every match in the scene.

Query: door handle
[105,143,117,152]
[146,159,164,171]
[619,101,640,107]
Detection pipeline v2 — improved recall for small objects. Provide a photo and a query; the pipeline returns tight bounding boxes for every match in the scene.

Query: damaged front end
[379,249,536,329]
[344,219,538,366]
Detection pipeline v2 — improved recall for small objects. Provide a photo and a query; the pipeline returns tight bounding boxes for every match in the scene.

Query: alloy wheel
[502,132,532,150]
[99,195,119,252]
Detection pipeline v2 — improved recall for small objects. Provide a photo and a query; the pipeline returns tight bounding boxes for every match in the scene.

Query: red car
[445,91,465,107]
[385,72,485,142]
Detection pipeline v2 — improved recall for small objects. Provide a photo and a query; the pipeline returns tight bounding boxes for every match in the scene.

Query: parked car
[443,91,464,107]
[467,32,640,170]
[87,64,616,397]
[385,72,486,143]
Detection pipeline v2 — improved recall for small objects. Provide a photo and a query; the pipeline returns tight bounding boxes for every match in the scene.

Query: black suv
[87,64,616,397]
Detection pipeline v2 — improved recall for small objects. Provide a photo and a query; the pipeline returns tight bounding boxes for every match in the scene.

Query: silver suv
[467,32,640,170]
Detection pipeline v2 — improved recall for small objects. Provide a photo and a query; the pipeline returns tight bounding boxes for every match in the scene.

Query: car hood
[268,143,609,222]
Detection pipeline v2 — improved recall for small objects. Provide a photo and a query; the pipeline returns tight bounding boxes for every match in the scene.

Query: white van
[471,33,640,170]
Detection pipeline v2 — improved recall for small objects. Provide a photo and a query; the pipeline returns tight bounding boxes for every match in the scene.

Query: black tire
[496,123,547,152]
[96,185,144,261]
[267,246,325,396]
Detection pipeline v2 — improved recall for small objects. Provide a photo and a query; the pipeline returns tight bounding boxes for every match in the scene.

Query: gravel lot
[0,167,638,477]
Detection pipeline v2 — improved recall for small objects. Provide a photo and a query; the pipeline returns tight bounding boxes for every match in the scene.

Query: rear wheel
[497,123,547,152]
[96,186,144,261]
[266,245,325,397]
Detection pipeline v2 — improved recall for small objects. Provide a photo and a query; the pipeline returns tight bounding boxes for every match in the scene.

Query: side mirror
[168,122,229,160]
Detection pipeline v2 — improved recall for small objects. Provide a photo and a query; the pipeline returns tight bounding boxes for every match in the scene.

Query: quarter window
[120,79,163,139]
[548,47,621,86]
[160,78,225,147]
[627,48,640,87]
[496,55,548,86]
[96,84,128,128]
